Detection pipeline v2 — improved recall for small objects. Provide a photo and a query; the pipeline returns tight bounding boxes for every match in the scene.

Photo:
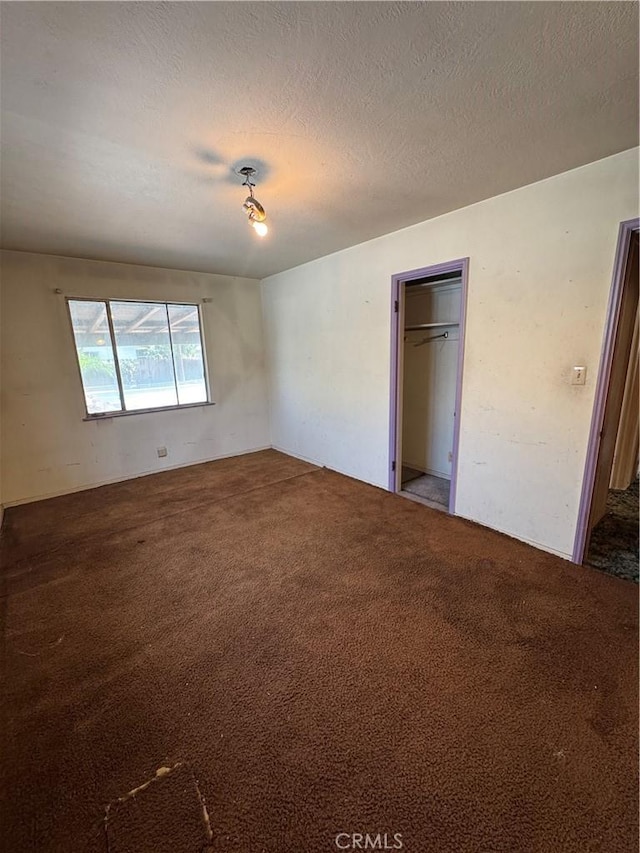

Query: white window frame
[66,297,213,419]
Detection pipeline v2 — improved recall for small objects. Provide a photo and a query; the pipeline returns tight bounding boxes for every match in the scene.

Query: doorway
[389,259,469,513]
[574,219,639,579]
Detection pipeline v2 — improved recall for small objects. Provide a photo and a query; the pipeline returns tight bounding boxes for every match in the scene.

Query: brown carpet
[1,449,638,852]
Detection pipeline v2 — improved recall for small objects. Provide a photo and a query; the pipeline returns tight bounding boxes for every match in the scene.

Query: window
[68,299,209,416]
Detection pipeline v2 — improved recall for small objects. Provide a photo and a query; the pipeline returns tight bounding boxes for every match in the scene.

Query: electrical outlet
[157,446,168,458]
[571,366,587,385]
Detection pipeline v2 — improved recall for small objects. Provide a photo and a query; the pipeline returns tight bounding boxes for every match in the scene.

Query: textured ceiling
[1,1,638,279]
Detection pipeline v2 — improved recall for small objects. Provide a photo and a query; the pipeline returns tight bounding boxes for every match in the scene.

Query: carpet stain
[104,762,213,853]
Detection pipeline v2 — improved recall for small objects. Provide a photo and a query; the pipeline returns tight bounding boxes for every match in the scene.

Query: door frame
[572,217,640,563]
[389,257,470,514]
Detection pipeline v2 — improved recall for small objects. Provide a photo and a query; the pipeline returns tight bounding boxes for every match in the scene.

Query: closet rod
[405,322,459,331]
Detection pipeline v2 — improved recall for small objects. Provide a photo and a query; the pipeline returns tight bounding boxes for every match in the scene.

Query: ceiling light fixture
[237,166,268,238]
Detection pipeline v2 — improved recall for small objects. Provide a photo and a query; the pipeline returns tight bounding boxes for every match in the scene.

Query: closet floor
[401,468,450,510]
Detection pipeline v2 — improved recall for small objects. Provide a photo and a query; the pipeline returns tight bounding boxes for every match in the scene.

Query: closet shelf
[405,322,459,331]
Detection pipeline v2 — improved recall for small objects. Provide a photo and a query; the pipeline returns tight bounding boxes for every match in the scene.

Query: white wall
[261,148,640,559]
[0,251,270,504]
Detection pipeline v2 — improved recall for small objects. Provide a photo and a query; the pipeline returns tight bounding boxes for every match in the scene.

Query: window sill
[83,401,215,421]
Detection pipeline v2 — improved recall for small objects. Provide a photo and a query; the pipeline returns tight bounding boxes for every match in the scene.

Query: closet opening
[389,259,469,514]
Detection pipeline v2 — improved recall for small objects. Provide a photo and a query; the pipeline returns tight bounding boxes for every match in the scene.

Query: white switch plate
[572,366,587,385]
[157,446,168,457]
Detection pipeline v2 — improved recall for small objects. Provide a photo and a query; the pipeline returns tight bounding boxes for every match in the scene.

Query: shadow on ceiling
[192,147,272,186]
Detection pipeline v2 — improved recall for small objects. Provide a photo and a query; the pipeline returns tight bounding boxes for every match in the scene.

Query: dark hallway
[586,479,639,582]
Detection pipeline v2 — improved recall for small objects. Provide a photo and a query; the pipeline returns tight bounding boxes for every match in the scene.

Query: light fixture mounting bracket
[236,166,258,189]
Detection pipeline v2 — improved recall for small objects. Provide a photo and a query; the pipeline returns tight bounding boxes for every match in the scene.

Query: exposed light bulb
[238,167,270,239]
[251,220,268,237]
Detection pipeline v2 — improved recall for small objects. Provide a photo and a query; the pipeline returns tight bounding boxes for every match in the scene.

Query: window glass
[68,300,122,414]
[68,299,209,416]
[167,304,208,405]
[109,302,178,410]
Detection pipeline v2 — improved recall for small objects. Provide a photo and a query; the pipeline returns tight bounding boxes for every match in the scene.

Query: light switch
[572,366,587,385]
